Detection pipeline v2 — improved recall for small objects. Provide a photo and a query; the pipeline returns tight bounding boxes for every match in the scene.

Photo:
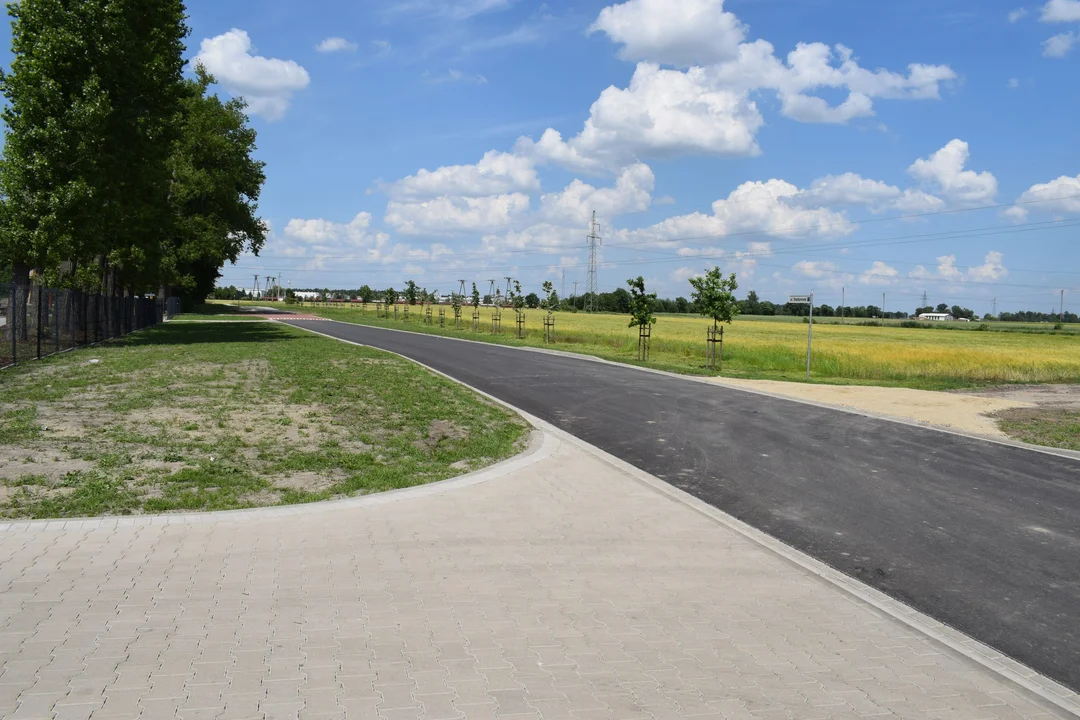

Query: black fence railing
[0,284,180,368]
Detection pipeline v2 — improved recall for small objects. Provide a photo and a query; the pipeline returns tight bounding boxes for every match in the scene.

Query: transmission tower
[457,280,466,297]
[585,211,601,312]
[487,279,497,305]
[504,276,513,306]
[992,297,998,316]
[921,290,928,307]
[252,275,260,300]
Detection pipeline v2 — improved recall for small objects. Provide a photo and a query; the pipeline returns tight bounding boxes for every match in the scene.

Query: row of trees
[1,0,267,307]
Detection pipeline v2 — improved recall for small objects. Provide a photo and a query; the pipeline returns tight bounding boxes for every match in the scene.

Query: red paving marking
[266,315,328,321]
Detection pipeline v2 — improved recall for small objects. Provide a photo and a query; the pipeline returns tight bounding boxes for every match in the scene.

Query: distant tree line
[271,284,1070,324]
[1,0,267,308]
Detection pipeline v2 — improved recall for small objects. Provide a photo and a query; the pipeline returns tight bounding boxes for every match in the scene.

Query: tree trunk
[13,260,30,341]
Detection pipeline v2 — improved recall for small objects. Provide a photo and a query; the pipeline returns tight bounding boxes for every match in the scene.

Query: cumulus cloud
[316,37,358,53]
[385,193,531,235]
[519,2,955,172]
[515,63,764,172]
[908,140,997,206]
[1009,7,1029,22]
[589,0,747,67]
[1043,31,1079,56]
[387,151,540,200]
[793,260,839,279]
[539,163,654,226]
[614,179,853,252]
[1005,174,1080,220]
[1041,0,1080,22]
[195,29,310,120]
[860,260,899,285]
[910,252,1008,283]
[284,212,388,248]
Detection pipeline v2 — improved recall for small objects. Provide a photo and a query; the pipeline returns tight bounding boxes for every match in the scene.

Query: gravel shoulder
[706,377,1080,443]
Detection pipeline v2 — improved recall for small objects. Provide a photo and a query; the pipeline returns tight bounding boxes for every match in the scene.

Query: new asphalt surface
[281,318,1080,692]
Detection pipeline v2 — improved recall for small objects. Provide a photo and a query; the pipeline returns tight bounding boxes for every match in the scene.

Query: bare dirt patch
[0,455,95,482]
[707,377,1036,439]
[417,420,470,452]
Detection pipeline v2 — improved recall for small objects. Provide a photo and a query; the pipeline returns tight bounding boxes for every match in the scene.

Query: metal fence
[1,284,179,368]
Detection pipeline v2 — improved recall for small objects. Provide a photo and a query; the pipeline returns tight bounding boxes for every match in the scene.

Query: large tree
[0,0,188,294]
[160,66,267,305]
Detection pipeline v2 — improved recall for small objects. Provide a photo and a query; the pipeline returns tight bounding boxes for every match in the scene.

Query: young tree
[627,276,657,329]
[689,268,740,330]
[541,281,559,311]
[510,280,525,311]
[404,280,419,305]
[384,287,398,306]
[471,282,481,309]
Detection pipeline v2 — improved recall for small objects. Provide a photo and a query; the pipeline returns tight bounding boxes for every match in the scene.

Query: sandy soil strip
[706,378,1034,439]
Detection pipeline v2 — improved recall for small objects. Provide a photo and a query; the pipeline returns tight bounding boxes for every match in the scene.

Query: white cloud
[1041,0,1080,22]
[909,253,1008,283]
[481,223,580,254]
[1010,7,1029,22]
[1043,31,1079,56]
[805,173,901,206]
[968,251,1008,281]
[515,63,764,172]
[671,266,706,283]
[860,260,899,285]
[908,139,998,206]
[316,37,358,53]
[1008,77,1020,88]
[385,193,531,235]
[539,163,654,226]
[195,29,310,121]
[615,179,852,250]
[284,212,388,248]
[387,151,540,200]
[589,0,746,67]
[1005,174,1080,220]
[793,260,839,279]
[523,10,955,172]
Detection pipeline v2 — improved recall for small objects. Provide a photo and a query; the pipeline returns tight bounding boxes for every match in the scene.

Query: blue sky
[9,0,1080,312]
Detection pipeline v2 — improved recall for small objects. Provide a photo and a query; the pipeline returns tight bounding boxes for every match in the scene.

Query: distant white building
[918,313,955,321]
[294,291,320,300]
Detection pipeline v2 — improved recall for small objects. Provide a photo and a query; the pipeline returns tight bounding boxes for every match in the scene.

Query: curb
[0,428,554,532]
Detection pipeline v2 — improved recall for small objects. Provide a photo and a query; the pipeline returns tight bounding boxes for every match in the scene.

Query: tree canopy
[689,268,740,327]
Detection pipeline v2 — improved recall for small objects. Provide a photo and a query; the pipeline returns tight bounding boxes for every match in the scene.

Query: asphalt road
[282,318,1080,691]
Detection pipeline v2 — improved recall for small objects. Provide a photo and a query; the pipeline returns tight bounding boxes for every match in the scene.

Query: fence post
[54,290,60,355]
[36,285,42,359]
[9,283,15,365]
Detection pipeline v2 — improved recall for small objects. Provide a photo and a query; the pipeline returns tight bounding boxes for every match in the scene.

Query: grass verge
[993,408,1080,452]
[218,302,1080,391]
[0,321,528,519]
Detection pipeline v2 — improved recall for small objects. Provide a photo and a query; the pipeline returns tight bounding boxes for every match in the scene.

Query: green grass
[0,321,528,519]
[994,408,1080,452]
[214,300,1080,391]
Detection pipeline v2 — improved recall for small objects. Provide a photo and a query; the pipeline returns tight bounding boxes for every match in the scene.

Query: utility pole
[585,211,601,313]
[1062,289,1066,325]
[991,297,998,318]
[841,287,845,324]
[561,268,566,300]
[573,281,579,308]
[882,292,886,320]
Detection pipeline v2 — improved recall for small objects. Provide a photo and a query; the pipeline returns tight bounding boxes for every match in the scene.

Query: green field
[0,321,528,519]
[216,300,1080,390]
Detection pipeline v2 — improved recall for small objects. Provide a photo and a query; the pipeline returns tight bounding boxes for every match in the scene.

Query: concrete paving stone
[1,434,1077,720]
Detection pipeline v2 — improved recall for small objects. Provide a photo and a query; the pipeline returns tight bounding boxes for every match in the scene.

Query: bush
[860,320,883,327]
[977,323,991,331]
[1055,322,1064,330]
[900,320,925,329]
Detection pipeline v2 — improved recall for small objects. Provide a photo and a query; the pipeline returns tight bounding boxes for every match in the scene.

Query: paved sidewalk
[0,430,1074,720]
